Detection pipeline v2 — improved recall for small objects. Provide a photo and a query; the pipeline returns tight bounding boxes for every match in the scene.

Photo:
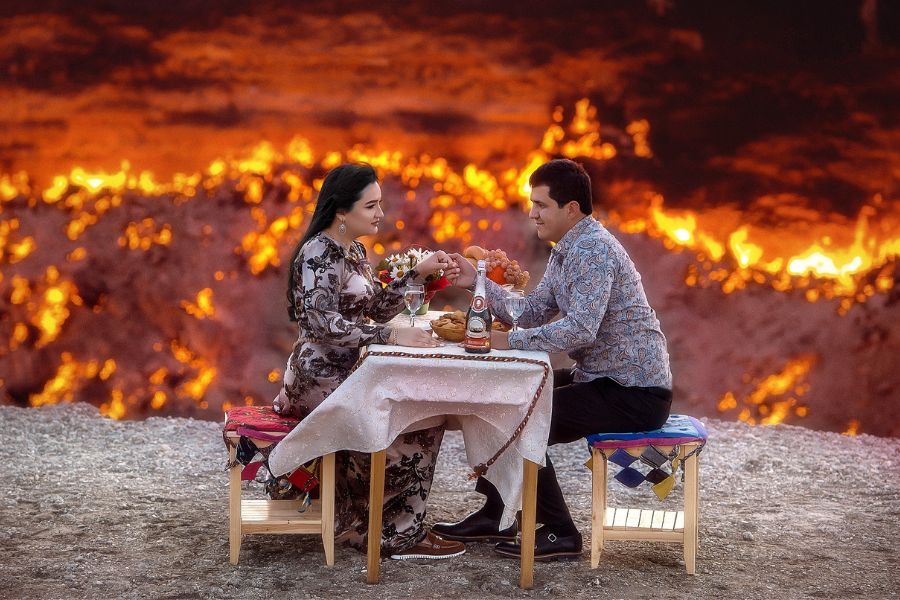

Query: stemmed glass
[503,289,526,332]
[403,284,425,327]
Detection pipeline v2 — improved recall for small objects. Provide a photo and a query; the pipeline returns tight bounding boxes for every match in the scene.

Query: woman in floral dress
[273,163,465,559]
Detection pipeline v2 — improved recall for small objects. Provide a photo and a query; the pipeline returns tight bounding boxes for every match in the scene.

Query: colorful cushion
[224,406,303,482]
[584,414,707,500]
[223,405,301,442]
[585,414,707,449]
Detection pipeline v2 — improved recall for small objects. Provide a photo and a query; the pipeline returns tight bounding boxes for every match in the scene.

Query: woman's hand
[394,327,443,348]
[414,251,454,280]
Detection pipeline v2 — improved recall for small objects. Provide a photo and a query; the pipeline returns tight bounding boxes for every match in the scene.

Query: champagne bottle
[464,260,493,354]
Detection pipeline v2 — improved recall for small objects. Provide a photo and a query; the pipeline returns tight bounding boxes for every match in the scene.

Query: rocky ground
[2,404,898,599]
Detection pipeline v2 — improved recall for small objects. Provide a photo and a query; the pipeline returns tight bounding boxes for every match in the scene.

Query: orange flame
[842,419,860,436]
[118,218,173,250]
[170,340,217,408]
[614,192,897,313]
[2,98,896,423]
[181,288,216,319]
[717,355,816,426]
[29,353,116,408]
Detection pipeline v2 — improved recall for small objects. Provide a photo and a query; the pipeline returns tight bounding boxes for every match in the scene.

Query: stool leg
[519,459,539,590]
[228,445,242,565]
[366,450,386,584]
[591,448,607,568]
[683,444,699,575]
[321,453,336,566]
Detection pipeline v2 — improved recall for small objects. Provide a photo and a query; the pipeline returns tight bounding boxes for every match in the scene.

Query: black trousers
[475,368,672,533]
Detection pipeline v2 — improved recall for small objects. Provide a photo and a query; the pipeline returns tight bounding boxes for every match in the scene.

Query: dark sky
[1,0,897,216]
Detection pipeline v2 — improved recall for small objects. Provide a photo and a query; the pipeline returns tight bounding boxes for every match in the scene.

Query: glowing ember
[842,419,860,436]
[29,353,115,408]
[717,355,816,426]
[181,288,216,319]
[0,218,35,265]
[170,341,217,407]
[118,219,173,251]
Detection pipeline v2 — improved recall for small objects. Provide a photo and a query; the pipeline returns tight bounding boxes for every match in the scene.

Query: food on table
[431,310,509,342]
[431,310,467,341]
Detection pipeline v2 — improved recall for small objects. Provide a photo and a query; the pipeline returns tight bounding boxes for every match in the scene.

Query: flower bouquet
[375,247,452,314]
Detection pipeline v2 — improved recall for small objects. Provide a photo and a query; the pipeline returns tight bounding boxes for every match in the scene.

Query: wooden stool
[585,414,707,574]
[223,406,336,566]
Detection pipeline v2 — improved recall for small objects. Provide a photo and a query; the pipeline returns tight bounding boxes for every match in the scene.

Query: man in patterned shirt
[434,158,673,561]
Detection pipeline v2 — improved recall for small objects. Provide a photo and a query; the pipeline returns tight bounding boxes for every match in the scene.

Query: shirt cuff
[507,329,527,350]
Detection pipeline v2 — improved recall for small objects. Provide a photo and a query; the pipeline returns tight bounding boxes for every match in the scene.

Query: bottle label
[472,295,485,311]
[465,316,489,349]
[467,316,487,336]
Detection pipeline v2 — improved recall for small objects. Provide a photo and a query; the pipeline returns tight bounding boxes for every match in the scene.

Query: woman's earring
[339,221,347,235]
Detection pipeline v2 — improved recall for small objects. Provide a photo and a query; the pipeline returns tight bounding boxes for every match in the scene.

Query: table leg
[321,452,336,567]
[519,459,539,590]
[367,449,387,584]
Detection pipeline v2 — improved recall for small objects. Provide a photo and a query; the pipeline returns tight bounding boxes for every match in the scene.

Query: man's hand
[449,253,476,289]
[491,330,510,350]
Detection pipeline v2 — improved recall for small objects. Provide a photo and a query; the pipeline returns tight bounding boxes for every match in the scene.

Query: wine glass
[403,284,425,327]
[503,289,526,332]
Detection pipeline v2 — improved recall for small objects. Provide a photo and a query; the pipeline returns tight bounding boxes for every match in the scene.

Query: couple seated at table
[272,159,672,561]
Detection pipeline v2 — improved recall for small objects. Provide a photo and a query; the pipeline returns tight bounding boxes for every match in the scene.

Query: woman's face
[341,182,384,239]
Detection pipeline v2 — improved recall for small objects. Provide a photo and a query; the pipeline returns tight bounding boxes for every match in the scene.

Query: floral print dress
[273,232,444,554]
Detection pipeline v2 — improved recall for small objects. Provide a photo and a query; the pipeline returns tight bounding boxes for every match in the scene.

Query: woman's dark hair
[528,159,593,215]
[286,163,378,321]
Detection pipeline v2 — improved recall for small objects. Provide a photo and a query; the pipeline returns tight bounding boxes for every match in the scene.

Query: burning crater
[0,2,898,435]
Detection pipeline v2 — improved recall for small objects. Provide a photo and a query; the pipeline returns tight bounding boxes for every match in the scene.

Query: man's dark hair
[528,159,592,215]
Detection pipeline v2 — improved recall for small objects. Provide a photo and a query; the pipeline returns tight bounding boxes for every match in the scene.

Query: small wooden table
[266,317,553,590]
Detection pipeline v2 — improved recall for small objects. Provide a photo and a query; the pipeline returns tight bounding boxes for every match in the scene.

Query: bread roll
[463,245,487,261]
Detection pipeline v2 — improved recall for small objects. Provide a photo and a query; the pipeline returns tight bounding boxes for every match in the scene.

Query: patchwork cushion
[585,414,707,449]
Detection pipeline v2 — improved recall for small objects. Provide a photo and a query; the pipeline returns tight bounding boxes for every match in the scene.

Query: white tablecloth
[268,329,553,529]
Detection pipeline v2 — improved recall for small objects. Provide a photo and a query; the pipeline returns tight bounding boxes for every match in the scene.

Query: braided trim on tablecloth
[350,350,550,479]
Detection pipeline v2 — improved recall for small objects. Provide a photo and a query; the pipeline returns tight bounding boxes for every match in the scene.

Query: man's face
[528,185,574,242]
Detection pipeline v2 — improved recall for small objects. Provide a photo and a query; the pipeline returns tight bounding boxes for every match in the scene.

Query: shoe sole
[492,547,582,562]
[389,549,466,560]
[431,532,516,543]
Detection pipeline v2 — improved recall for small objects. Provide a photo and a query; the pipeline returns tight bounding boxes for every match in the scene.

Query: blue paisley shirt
[488,216,672,389]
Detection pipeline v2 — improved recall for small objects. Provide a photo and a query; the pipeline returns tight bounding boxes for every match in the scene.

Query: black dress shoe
[494,528,583,561]
[431,511,517,543]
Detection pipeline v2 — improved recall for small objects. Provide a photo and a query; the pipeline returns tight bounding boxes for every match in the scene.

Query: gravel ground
[1,404,898,599]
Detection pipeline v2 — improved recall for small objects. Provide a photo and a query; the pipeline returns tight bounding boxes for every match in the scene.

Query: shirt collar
[550,215,595,259]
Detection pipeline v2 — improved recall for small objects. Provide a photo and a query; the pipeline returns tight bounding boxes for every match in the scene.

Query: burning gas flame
[717,355,816,426]
[842,419,860,436]
[170,340,217,408]
[7,267,82,348]
[2,97,894,310]
[181,288,216,319]
[1,98,896,423]
[29,353,116,407]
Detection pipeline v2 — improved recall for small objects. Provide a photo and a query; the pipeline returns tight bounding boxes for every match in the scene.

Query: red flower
[424,274,451,302]
[378,269,394,285]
